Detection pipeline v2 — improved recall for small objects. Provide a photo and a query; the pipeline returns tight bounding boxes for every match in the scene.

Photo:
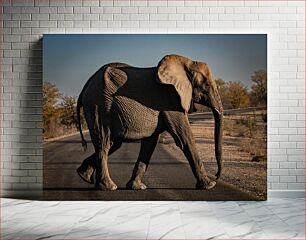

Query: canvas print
[43,34,267,200]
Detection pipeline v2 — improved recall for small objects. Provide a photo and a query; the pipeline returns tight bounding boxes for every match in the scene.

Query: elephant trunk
[212,106,223,180]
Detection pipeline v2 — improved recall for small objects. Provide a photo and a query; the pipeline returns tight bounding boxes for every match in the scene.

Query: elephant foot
[126,180,147,190]
[196,180,216,190]
[95,179,117,191]
[76,168,94,184]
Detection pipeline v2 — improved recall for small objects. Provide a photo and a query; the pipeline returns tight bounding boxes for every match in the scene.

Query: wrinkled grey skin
[76,55,223,191]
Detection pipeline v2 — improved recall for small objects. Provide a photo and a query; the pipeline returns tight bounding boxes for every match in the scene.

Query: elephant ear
[156,55,193,113]
[104,65,128,90]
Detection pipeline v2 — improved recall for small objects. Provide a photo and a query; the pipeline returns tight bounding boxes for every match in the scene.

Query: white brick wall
[1,0,305,197]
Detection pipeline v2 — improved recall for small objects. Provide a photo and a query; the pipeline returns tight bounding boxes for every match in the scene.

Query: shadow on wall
[3,38,44,200]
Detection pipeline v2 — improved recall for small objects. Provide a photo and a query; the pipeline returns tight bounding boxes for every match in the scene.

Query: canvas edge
[1,190,304,200]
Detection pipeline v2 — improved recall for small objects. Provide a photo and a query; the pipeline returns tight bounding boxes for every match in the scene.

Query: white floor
[1,198,305,239]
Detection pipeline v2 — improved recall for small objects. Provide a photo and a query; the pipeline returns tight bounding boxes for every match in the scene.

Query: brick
[177,7,196,14]
[121,7,138,14]
[234,21,251,28]
[251,7,279,14]
[39,6,57,13]
[49,14,65,20]
[39,21,57,27]
[12,43,29,50]
[210,21,234,28]
[12,14,31,20]
[58,20,73,28]
[218,1,243,6]
[31,14,49,20]
[114,0,130,6]
[271,183,288,189]
[150,14,167,21]
[3,14,11,21]
[279,142,296,149]
[176,21,194,28]
[99,13,113,20]
[121,20,139,28]
[83,13,99,20]
[297,176,305,183]
[21,6,39,13]
[251,21,279,28]
[158,20,176,28]
[185,14,202,21]
[74,21,90,28]
[90,6,104,13]
[288,155,305,162]
[12,0,34,6]
[103,6,121,13]
[12,170,28,177]
[3,6,21,13]
[65,14,83,20]
[279,128,297,135]
[35,0,49,6]
[234,7,251,13]
[74,6,90,13]
[4,21,20,28]
[138,6,157,13]
[209,7,225,13]
[57,6,73,14]
[90,21,108,28]
[12,28,31,35]
[20,21,39,28]
[65,0,82,6]
[148,0,167,6]
[106,21,121,28]
[268,176,279,183]
[288,183,305,189]
[289,121,305,128]
[130,14,149,21]
[139,21,157,28]
[157,7,176,14]
[219,14,244,21]
[280,176,296,183]
[195,7,209,14]
[28,170,42,177]
[280,162,296,169]
[202,14,218,20]
[289,169,305,176]
[83,0,99,6]
[4,176,20,183]
[31,28,49,35]
[4,50,20,57]
[168,14,184,21]
[113,14,129,21]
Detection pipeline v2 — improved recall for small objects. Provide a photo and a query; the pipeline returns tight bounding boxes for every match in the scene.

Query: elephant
[76,54,223,191]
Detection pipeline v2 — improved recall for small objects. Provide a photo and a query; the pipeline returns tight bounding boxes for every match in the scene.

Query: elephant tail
[77,95,87,151]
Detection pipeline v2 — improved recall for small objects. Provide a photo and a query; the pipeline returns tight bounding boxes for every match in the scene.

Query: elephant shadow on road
[43,134,258,201]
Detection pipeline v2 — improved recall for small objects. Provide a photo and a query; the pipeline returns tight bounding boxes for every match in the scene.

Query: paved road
[44,133,258,201]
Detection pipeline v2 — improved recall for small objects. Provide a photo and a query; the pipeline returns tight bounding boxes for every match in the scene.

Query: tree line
[43,82,80,139]
[43,69,267,139]
[215,70,267,109]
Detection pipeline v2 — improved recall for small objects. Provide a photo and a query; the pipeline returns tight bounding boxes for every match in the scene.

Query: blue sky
[43,34,267,97]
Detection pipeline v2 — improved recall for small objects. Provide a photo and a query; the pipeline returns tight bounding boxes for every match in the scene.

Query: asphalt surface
[43,130,259,201]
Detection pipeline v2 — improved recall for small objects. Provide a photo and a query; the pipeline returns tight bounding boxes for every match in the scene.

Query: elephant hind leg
[126,133,159,190]
[76,141,122,185]
[77,153,95,184]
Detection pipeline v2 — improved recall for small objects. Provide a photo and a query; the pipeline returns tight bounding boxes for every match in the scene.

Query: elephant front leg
[164,112,216,190]
[126,133,159,190]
